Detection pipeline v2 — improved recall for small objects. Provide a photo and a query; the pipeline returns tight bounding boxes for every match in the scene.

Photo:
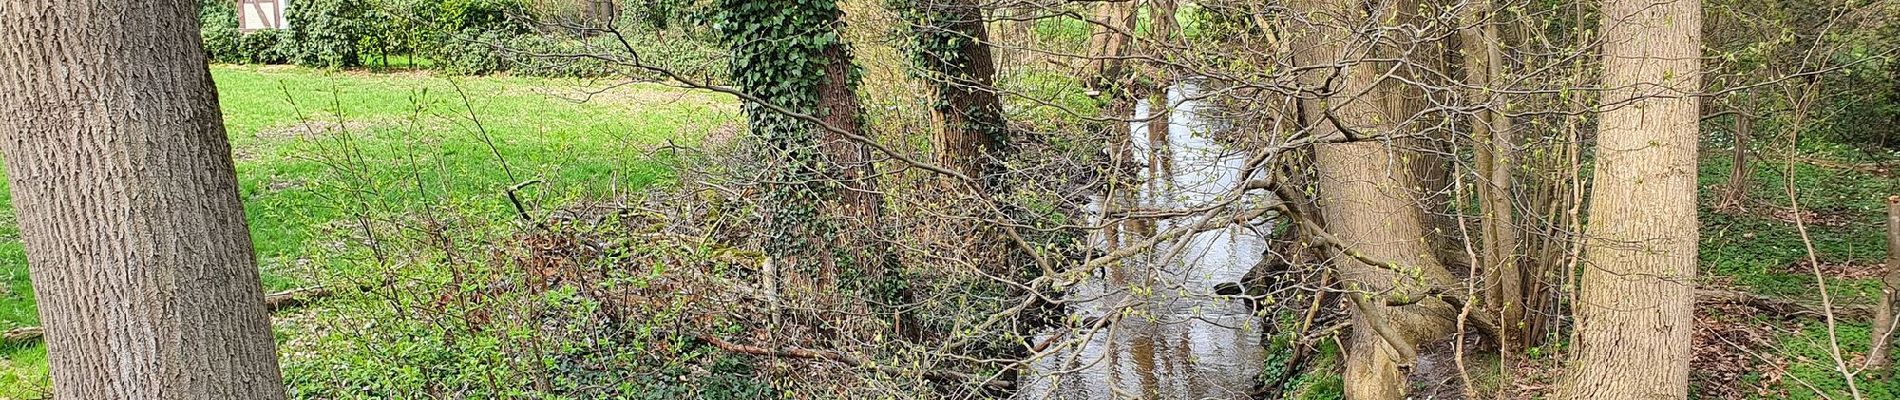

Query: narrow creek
[1021,82,1269,399]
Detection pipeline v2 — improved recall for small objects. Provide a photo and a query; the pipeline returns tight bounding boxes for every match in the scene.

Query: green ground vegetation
[0,64,738,397]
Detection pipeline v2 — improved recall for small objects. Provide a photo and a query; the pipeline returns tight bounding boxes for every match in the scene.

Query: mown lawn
[0,65,737,397]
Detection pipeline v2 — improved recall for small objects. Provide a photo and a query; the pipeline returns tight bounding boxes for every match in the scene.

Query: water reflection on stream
[1021,83,1269,399]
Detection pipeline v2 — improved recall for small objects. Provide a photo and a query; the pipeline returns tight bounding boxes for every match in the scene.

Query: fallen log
[1,286,333,345]
[1696,288,1873,320]
[264,286,332,310]
[3,326,41,343]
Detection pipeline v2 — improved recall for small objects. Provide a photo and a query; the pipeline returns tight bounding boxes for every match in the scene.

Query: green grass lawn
[0,65,737,397]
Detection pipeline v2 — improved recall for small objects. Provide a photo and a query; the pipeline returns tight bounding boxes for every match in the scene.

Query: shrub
[429,29,514,75]
[421,0,532,73]
[437,0,530,33]
[287,0,371,68]
[237,29,297,64]
[200,0,242,63]
[199,0,293,65]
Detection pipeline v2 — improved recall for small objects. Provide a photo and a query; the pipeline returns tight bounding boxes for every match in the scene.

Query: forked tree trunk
[1560,0,1701,395]
[0,1,288,398]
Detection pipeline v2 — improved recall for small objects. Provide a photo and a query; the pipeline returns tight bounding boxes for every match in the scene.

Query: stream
[1020,83,1270,399]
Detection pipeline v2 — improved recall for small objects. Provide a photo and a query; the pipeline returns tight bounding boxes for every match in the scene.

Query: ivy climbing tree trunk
[0,1,288,398]
[901,0,1010,178]
[717,0,895,331]
[1560,0,1701,394]
[818,41,883,236]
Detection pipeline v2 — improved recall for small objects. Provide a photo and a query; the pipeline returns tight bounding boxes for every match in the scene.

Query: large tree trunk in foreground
[1560,0,1701,395]
[0,1,288,398]
[1289,0,1460,397]
[1315,142,1462,400]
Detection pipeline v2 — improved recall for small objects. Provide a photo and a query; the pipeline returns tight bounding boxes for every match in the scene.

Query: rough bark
[913,0,1009,178]
[818,41,881,232]
[0,1,288,398]
[1288,0,1461,397]
[1559,0,1701,395]
[1874,196,1900,370]
[813,21,910,336]
[1460,0,1525,358]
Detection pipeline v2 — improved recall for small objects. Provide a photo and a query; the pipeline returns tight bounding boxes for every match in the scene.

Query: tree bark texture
[1560,0,1701,396]
[818,41,881,232]
[0,1,288,398]
[912,0,1009,178]
[1288,0,1461,397]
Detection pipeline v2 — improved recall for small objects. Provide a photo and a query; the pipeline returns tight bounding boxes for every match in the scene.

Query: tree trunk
[1289,0,1461,397]
[1083,0,1139,92]
[1560,0,1701,395]
[818,41,881,236]
[1147,0,1178,47]
[0,1,288,398]
[1873,196,1900,371]
[913,0,1009,178]
[1720,109,1752,210]
[1460,0,1525,360]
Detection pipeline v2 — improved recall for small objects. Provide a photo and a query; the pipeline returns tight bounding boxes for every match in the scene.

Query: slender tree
[0,1,288,398]
[1560,0,1702,395]
[1459,0,1526,359]
[1083,0,1139,92]
[1873,196,1900,370]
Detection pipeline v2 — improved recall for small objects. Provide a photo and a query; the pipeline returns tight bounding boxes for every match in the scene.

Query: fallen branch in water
[1,286,334,345]
[695,334,1014,390]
